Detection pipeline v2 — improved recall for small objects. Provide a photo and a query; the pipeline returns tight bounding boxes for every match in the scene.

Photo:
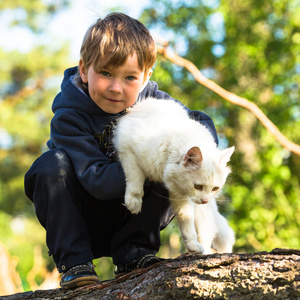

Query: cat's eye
[212,187,219,192]
[194,184,203,191]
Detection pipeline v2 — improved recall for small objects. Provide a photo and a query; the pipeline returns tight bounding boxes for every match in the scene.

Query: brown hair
[74,12,157,92]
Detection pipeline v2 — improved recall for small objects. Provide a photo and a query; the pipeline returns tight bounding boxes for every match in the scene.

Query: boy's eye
[126,76,136,81]
[100,71,111,77]
[194,184,203,191]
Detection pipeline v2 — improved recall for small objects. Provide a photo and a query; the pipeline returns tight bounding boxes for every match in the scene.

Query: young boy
[24,12,218,289]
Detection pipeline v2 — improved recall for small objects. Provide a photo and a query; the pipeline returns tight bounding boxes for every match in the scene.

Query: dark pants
[24,149,174,272]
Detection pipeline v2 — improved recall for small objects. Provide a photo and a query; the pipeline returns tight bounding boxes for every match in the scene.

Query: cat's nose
[201,198,208,204]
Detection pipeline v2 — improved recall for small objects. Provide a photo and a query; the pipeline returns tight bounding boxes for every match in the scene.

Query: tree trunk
[2,248,300,300]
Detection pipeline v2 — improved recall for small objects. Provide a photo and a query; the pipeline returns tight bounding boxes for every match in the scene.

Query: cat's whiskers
[153,190,188,202]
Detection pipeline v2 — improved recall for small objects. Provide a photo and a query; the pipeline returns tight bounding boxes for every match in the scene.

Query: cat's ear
[184,147,203,167]
[219,146,235,165]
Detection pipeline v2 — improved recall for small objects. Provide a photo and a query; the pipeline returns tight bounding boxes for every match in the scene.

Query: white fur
[113,98,235,254]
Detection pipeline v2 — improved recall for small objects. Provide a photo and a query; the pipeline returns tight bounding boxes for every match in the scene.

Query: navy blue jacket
[47,67,218,200]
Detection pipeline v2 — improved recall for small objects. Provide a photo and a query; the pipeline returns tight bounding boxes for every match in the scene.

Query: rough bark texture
[1,248,300,300]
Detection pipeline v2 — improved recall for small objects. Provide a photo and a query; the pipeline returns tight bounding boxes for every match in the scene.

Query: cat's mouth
[191,197,209,205]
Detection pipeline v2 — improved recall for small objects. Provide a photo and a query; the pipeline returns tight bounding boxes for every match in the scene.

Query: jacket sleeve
[50,111,126,200]
[141,81,219,145]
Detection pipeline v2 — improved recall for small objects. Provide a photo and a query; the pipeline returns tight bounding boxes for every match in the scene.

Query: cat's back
[115,98,189,136]
[128,98,188,121]
[114,97,216,151]
[114,98,191,150]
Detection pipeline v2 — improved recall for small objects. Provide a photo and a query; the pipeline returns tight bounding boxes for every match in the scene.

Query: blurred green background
[0,0,299,294]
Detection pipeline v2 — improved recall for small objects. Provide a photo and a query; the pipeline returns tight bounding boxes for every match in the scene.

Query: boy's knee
[49,149,72,179]
[36,149,71,178]
[25,149,72,197]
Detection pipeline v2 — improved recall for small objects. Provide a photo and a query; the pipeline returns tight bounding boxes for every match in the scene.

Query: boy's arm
[50,111,126,200]
[189,110,219,146]
[140,81,219,145]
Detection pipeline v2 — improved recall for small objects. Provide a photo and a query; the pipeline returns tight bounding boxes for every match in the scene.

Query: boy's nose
[109,80,122,93]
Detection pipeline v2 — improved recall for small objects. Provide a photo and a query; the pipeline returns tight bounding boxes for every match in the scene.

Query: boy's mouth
[106,98,122,103]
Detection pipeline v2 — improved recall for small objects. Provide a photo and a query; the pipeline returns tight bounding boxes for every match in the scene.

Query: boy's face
[79,52,152,114]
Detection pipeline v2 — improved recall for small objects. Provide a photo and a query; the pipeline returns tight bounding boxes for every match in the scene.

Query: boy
[24,12,218,289]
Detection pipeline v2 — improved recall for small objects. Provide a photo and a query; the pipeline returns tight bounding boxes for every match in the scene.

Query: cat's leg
[174,201,205,253]
[194,203,216,254]
[119,152,146,214]
[212,211,235,253]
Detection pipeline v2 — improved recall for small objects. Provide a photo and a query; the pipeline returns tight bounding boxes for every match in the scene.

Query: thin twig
[156,43,300,156]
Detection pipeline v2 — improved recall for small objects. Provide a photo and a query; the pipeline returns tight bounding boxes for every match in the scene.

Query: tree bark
[2,248,300,300]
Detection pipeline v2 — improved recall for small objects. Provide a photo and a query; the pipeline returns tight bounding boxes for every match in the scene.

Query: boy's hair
[74,12,157,92]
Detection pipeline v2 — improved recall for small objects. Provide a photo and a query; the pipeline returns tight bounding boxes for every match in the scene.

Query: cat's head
[165,146,234,204]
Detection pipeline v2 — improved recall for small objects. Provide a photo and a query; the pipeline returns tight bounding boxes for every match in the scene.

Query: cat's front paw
[185,240,205,253]
[125,194,143,214]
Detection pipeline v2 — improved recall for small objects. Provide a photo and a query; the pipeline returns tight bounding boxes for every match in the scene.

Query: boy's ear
[140,69,153,92]
[79,59,88,83]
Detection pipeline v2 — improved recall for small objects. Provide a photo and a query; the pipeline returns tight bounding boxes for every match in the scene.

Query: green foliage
[0,0,71,32]
[0,211,50,291]
[0,0,300,292]
[0,0,71,292]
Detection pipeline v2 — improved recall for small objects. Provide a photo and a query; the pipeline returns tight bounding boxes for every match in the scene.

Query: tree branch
[3,249,300,299]
[155,41,300,156]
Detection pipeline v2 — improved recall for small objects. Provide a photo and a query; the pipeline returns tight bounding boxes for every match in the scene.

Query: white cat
[113,98,235,254]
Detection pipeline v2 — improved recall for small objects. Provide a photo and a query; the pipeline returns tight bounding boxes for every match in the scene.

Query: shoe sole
[114,259,168,279]
[61,276,101,290]
[114,272,127,279]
